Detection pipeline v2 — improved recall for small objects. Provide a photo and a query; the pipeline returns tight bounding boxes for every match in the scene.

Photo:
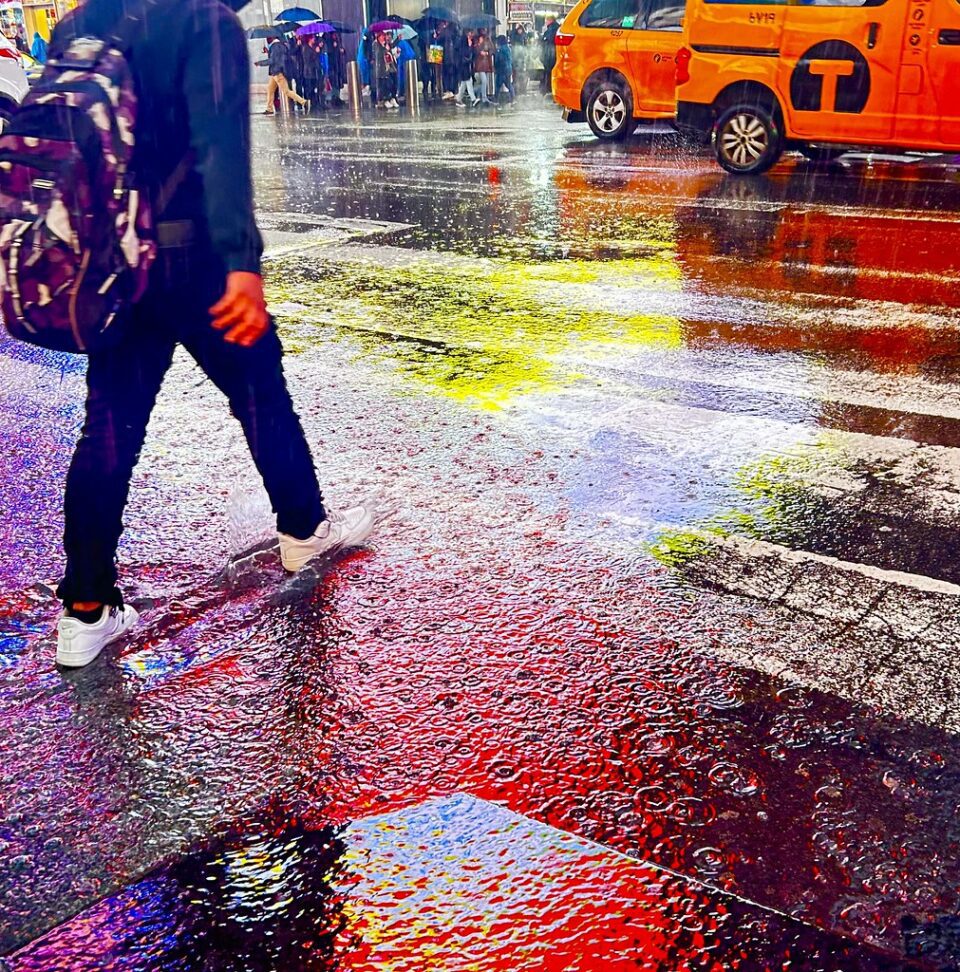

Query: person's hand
[210,272,269,347]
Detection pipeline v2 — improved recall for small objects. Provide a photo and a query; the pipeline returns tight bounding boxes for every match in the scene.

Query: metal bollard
[347,61,362,115]
[405,60,420,114]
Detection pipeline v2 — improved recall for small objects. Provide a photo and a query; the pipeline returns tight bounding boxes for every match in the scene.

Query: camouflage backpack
[0,3,164,354]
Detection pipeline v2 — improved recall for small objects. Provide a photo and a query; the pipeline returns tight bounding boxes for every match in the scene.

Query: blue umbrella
[276,6,321,22]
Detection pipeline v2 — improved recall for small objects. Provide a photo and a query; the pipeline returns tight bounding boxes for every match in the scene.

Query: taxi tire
[585,81,634,142]
[712,103,783,176]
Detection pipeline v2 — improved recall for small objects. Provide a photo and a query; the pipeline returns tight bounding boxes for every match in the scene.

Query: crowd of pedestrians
[262,31,349,114]
[262,18,558,114]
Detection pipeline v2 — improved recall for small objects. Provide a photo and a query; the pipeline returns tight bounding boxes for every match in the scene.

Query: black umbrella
[421,5,459,22]
[461,13,499,29]
[247,22,297,38]
[321,18,357,32]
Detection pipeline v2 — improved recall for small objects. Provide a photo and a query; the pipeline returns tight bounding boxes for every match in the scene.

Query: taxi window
[579,0,642,28]
[644,0,684,29]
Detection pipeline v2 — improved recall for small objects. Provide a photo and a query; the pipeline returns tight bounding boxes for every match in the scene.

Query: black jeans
[56,244,326,608]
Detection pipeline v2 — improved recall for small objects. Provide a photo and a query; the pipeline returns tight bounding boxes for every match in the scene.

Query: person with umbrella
[394,31,418,102]
[473,27,494,105]
[441,20,458,99]
[264,35,310,113]
[300,34,322,110]
[372,31,399,109]
[454,28,478,107]
[358,27,371,94]
[328,31,346,105]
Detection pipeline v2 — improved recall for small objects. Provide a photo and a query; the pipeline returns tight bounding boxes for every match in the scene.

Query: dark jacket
[541,21,558,65]
[441,23,457,62]
[458,34,474,83]
[301,41,320,79]
[495,42,512,78]
[52,0,262,276]
[268,37,287,75]
[372,39,396,80]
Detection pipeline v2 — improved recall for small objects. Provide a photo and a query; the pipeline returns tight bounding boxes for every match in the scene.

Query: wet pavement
[4,99,960,968]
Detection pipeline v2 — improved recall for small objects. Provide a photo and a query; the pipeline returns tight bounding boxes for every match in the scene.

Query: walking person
[495,35,515,107]
[45,0,373,668]
[264,35,309,114]
[474,29,494,105]
[454,28,478,107]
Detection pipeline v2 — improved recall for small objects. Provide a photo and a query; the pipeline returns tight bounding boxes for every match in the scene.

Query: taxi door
[900,0,960,147]
[777,1,903,143]
[623,0,685,114]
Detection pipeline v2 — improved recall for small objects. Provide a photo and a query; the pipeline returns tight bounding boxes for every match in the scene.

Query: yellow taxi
[676,0,960,173]
[553,0,685,140]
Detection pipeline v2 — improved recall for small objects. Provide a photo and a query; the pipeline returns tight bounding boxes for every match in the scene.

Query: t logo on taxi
[789,40,871,114]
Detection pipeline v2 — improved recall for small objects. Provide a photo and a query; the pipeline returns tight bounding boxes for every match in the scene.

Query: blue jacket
[30,32,47,63]
[359,29,371,85]
[396,38,416,87]
[495,43,512,77]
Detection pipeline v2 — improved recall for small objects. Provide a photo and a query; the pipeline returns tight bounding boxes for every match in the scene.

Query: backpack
[0,2,169,354]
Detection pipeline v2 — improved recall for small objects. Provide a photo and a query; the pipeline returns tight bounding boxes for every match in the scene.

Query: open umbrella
[275,6,320,23]
[296,20,335,35]
[421,5,459,22]
[247,22,297,38]
[321,19,357,32]
[461,13,499,29]
[369,19,403,32]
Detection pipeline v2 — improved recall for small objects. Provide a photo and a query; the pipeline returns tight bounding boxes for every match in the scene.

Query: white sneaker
[56,605,140,668]
[278,505,376,572]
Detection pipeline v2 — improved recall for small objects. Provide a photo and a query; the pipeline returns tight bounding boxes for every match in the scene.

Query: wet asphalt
[4,98,960,969]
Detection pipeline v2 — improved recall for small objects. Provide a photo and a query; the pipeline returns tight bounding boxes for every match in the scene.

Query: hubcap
[592,89,626,134]
[720,112,769,168]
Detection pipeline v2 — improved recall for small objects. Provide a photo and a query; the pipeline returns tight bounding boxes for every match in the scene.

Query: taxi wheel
[0,103,13,136]
[713,103,783,175]
[586,82,633,141]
